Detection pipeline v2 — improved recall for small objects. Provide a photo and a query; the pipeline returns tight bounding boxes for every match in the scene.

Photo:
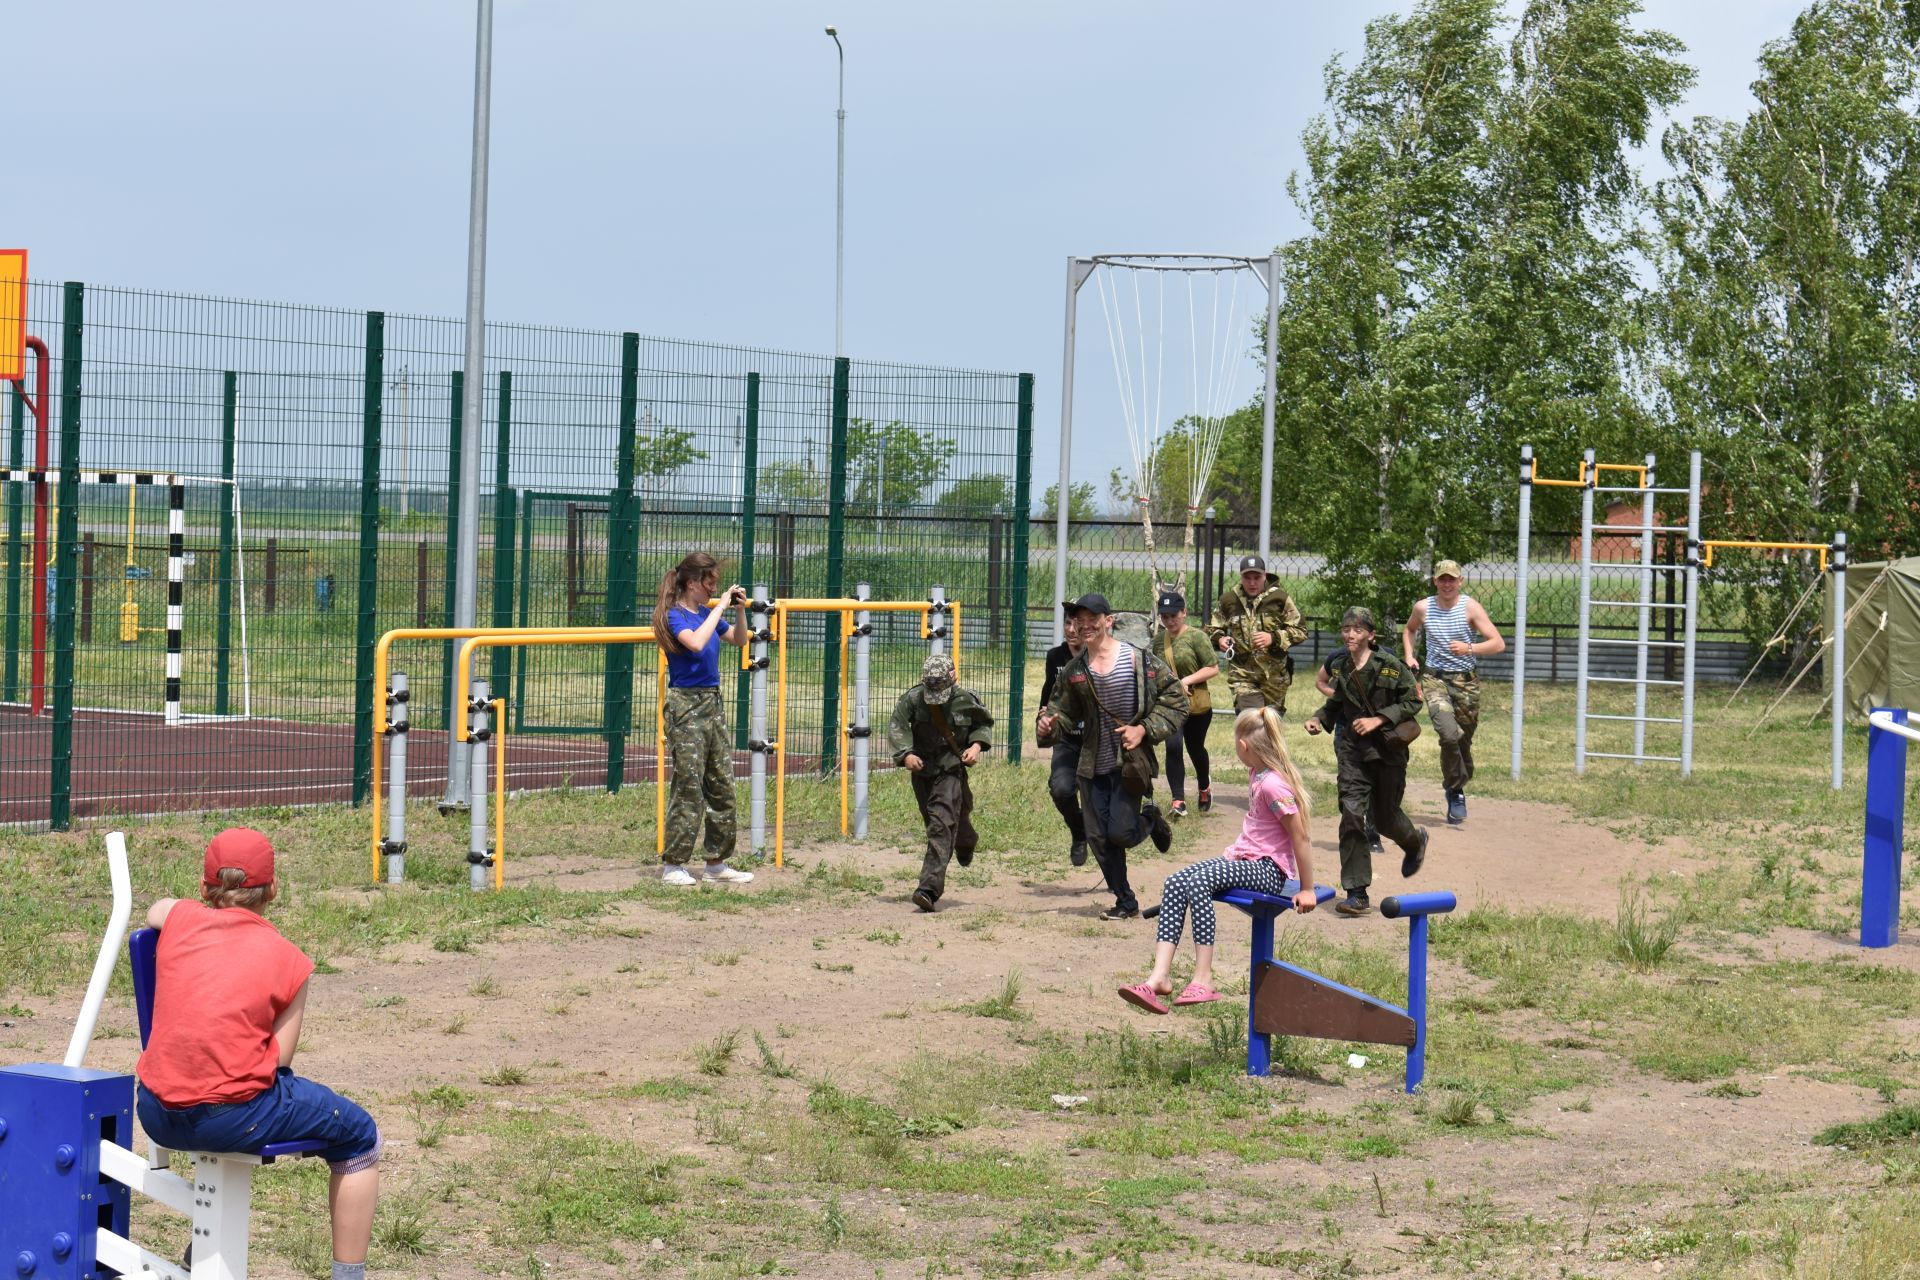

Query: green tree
[632,425,706,482]
[845,418,956,512]
[759,460,825,506]
[935,473,1013,517]
[1040,481,1099,522]
[1652,0,1920,648]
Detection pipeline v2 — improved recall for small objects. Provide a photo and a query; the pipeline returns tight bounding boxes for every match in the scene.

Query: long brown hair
[653,553,721,656]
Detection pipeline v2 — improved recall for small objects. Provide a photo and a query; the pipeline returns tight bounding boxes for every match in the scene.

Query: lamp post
[825,25,845,358]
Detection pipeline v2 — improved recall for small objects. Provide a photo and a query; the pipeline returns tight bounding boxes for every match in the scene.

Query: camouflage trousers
[1420,671,1481,794]
[663,686,738,865]
[911,768,977,903]
[1227,661,1292,715]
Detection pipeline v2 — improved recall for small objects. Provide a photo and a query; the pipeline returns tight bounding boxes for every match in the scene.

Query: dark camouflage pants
[1420,671,1480,793]
[663,686,737,865]
[1333,729,1420,892]
[911,768,977,902]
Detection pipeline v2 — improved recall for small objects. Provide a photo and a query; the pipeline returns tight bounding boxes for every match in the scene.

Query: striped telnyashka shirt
[1091,645,1138,774]
[1422,595,1479,674]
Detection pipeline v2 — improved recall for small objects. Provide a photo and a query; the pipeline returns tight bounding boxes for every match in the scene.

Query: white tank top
[1423,596,1478,673]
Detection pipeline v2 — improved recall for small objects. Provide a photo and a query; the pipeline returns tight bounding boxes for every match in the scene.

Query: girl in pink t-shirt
[1120,708,1317,1012]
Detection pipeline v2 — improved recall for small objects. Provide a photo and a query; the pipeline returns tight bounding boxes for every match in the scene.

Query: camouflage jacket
[889,685,994,775]
[1038,643,1189,781]
[1205,580,1308,673]
[1310,647,1421,756]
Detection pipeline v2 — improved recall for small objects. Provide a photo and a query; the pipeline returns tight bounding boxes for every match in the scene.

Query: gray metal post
[1258,252,1280,564]
[446,0,495,806]
[749,585,770,858]
[385,672,409,883]
[1054,258,1093,645]
[1511,446,1532,780]
[1632,453,1657,759]
[1573,449,1596,774]
[1832,531,1847,791]
[828,26,846,356]
[467,677,491,892]
[929,583,948,658]
[1680,450,1702,777]
[853,581,871,837]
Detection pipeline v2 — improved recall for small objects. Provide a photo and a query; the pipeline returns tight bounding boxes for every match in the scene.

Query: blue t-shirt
[665,606,732,688]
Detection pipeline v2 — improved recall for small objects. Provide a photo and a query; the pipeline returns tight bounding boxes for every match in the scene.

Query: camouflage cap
[921,653,956,704]
[1433,559,1463,580]
[1340,606,1377,633]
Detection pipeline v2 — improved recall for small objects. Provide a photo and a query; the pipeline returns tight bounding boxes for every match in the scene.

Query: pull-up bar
[1701,539,1831,571]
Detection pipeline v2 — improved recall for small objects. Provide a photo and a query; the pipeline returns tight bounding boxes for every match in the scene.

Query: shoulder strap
[928,702,966,755]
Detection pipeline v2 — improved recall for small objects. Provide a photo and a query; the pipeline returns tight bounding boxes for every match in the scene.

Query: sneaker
[1196,787,1212,813]
[1401,828,1429,880]
[660,866,698,887]
[1334,891,1372,917]
[1446,790,1466,825]
[956,845,975,868]
[1169,800,1189,820]
[1366,824,1383,855]
[912,889,937,913]
[702,863,754,884]
[1070,840,1089,867]
[1143,803,1173,854]
[1100,905,1139,921]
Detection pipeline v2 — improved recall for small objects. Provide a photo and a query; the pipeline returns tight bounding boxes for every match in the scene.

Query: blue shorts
[137,1067,381,1174]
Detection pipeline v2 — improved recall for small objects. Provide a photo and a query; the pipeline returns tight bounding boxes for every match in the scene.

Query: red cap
[203,827,275,889]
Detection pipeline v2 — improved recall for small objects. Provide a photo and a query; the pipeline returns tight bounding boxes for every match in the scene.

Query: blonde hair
[652,552,721,657]
[1235,708,1312,824]
[202,866,275,911]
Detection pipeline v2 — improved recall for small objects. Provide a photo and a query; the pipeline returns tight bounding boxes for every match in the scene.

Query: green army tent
[1835,559,1920,722]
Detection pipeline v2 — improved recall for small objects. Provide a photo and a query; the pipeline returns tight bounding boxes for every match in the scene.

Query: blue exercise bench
[1218,885,1457,1093]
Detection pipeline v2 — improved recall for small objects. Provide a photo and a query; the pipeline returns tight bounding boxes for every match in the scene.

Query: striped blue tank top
[1422,596,1478,673]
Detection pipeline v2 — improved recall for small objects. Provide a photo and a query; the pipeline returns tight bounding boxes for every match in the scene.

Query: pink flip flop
[1117,982,1171,1015]
[1173,982,1220,1007]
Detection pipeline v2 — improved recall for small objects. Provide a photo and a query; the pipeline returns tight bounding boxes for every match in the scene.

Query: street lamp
[825,24,845,358]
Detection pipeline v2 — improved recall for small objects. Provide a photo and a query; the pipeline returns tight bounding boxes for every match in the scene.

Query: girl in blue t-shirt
[650,552,754,885]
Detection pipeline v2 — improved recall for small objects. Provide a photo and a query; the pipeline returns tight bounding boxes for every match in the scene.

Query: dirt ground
[4,769,1898,1278]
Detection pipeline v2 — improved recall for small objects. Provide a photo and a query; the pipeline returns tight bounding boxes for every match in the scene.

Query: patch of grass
[753,1029,797,1079]
[1098,1173,1204,1207]
[1614,886,1681,970]
[367,993,406,1008]
[705,951,743,966]
[1432,1091,1480,1128]
[469,976,499,997]
[481,1063,529,1087]
[812,961,854,974]
[1705,1081,1761,1099]
[1816,1104,1920,1155]
[960,969,1028,1021]
[374,1201,432,1256]
[696,1030,740,1077]
[863,929,903,945]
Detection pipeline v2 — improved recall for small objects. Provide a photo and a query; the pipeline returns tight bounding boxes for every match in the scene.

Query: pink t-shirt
[1224,769,1300,878]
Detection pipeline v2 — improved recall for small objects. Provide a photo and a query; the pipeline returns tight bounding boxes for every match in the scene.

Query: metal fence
[1,280,1033,829]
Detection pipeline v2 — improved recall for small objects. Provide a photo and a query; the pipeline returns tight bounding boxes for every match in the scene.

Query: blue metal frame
[1222,885,1456,1094]
[1862,707,1907,949]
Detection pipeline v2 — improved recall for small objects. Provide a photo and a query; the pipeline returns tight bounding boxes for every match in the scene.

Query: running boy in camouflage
[1400,560,1505,826]
[890,654,994,913]
[1206,555,1308,713]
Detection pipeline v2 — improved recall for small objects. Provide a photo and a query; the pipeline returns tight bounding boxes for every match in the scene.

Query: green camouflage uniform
[1206,579,1308,713]
[889,681,994,904]
[663,687,737,865]
[1311,648,1423,892]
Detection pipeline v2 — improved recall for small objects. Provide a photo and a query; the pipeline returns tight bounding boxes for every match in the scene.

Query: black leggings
[1165,710,1213,801]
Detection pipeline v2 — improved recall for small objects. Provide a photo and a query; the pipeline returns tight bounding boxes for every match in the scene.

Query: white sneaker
[660,866,698,887]
[702,863,754,884]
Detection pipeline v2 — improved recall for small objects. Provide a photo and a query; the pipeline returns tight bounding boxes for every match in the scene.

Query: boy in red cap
[136,828,381,1280]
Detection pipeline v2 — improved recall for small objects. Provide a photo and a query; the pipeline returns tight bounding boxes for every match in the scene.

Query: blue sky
[10,0,1805,500]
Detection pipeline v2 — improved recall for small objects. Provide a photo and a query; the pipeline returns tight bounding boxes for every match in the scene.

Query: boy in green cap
[890,653,994,912]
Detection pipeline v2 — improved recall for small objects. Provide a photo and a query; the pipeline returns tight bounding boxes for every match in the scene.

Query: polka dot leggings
[1156,857,1293,947]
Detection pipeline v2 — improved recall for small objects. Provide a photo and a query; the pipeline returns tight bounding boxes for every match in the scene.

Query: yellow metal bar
[655,659,667,855]
[1527,457,1588,488]
[371,714,382,882]
[453,628,656,737]
[775,610,790,867]
[1701,539,1830,571]
[839,613,852,837]
[1591,462,1648,484]
[374,625,660,737]
[492,697,506,891]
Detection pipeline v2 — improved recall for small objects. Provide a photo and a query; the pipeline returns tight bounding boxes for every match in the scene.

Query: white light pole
[446,0,494,807]
[825,25,845,357]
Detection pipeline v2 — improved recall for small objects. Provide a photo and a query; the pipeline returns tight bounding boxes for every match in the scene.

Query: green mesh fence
[0,280,1033,838]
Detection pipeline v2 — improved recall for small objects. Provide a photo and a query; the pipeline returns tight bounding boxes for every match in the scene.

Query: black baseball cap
[1065,593,1114,616]
[1238,555,1267,575]
[1156,591,1185,615]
